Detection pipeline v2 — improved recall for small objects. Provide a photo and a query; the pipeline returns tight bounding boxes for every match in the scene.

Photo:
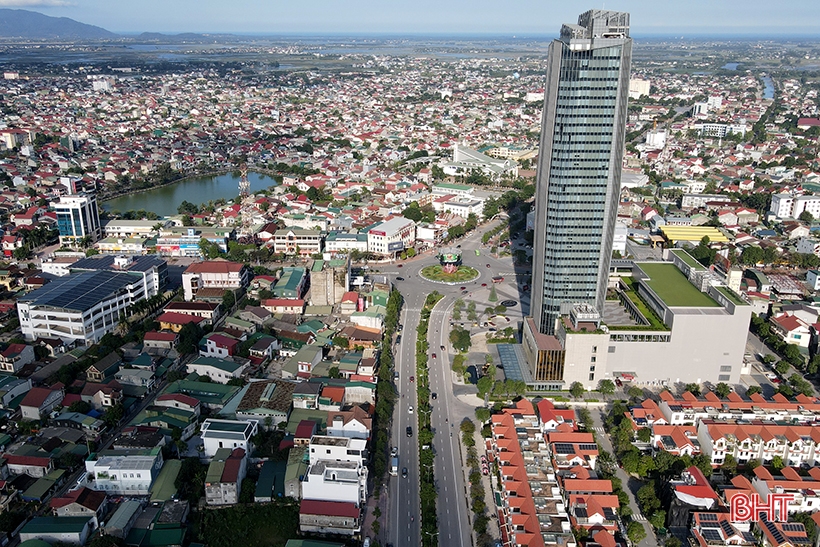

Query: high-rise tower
[531,10,632,335]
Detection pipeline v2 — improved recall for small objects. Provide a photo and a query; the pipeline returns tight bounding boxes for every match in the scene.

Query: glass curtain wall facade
[531,10,632,335]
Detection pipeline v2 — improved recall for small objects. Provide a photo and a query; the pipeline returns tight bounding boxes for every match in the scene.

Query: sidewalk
[362,486,389,544]
[590,409,659,547]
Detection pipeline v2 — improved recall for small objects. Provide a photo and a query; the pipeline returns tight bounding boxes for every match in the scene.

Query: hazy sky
[1,0,818,36]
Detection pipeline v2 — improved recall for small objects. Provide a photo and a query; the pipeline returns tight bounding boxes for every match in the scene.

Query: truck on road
[390,456,399,476]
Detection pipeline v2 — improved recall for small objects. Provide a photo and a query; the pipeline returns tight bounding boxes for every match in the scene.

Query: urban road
[384,217,530,546]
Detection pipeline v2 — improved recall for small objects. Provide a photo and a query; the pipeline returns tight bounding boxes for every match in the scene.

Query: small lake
[102,171,278,217]
[722,62,740,70]
[762,76,774,99]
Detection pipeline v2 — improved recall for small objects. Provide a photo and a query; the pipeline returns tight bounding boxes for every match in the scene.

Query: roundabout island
[419,248,479,284]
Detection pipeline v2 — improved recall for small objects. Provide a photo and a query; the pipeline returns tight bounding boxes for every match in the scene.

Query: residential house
[182,261,250,301]
[50,487,108,528]
[770,313,811,348]
[80,381,123,411]
[199,333,240,359]
[326,406,372,440]
[20,386,65,421]
[187,356,247,384]
[200,419,258,458]
[84,447,164,495]
[85,353,121,382]
[0,343,35,373]
[19,516,93,545]
[205,448,247,506]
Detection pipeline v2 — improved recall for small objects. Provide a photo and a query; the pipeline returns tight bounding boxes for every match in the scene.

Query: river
[102,171,278,217]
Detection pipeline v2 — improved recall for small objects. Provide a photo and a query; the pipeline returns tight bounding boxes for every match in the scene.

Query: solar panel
[701,529,722,542]
[782,524,805,532]
[579,443,599,451]
[791,537,812,545]
[742,532,756,542]
[700,513,719,522]
[720,520,735,537]
[553,443,575,455]
[700,522,720,529]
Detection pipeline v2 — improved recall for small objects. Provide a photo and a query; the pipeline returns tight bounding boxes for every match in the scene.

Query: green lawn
[420,265,479,282]
[638,263,720,308]
[669,249,706,271]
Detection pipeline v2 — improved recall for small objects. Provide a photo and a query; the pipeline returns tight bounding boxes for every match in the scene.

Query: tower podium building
[531,10,632,335]
[516,11,752,391]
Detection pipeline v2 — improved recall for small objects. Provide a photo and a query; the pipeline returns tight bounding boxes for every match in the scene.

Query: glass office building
[55,193,102,246]
[531,10,632,334]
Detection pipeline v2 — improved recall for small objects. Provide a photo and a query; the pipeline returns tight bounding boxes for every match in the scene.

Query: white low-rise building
[18,270,149,345]
[85,448,164,495]
[302,435,368,505]
[200,418,258,458]
[367,217,415,256]
[272,229,324,256]
[182,260,249,301]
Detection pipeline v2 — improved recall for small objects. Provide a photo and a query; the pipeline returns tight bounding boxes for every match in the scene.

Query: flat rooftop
[19,270,142,312]
[636,262,720,308]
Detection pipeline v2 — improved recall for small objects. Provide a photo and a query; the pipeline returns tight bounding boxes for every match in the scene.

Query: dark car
[406,426,413,437]
[481,283,487,287]
[410,375,414,382]
[486,264,491,268]
[397,264,403,267]
[440,345,445,350]
[396,276,405,281]
[432,353,437,359]
[402,467,408,478]
[431,392,437,400]
[460,286,466,290]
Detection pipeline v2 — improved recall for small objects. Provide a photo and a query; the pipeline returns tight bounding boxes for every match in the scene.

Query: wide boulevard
[385,217,530,546]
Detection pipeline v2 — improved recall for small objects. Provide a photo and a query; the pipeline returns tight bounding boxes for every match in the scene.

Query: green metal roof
[21,516,91,534]
[150,459,181,502]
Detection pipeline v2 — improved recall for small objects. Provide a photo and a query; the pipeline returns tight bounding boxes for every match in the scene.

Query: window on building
[591,346,597,353]
[719,365,732,372]
[589,373,595,381]
[718,374,730,382]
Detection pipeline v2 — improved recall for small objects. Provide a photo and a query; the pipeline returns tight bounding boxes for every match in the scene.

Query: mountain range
[0,8,117,40]
[0,9,238,42]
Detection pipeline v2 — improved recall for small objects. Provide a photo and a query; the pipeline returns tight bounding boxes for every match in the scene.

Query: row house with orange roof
[490,400,576,547]
[697,419,820,467]
[750,466,820,515]
[651,424,701,456]
[657,390,820,426]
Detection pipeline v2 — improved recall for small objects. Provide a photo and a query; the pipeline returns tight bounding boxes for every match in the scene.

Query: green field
[638,263,720,308]
[199,501,299,547]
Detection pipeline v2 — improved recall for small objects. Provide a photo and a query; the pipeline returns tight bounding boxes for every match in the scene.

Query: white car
[408,406,414,414]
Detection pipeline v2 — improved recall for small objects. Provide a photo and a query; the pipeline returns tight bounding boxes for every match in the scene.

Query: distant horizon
[2,1,819,40]
[88,30,820,41]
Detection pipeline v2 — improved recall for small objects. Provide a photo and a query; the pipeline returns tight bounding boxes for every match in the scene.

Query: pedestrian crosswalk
[633,512,647,522]
[591,426,606,433]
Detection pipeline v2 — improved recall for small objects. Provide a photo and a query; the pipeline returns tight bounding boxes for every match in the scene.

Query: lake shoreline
[101,169,281,216]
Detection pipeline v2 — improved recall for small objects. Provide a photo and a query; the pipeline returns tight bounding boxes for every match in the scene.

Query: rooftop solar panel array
[701,529,722,542]
[20,270,141,313]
